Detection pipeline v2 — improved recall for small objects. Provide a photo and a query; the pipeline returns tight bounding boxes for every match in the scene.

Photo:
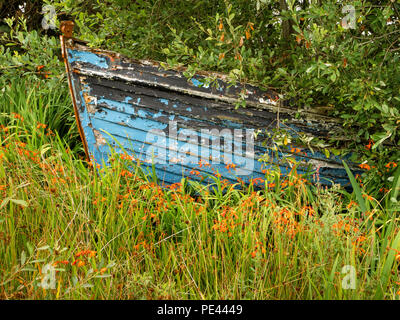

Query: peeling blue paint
[66,47,359,189]
[137,109,147,118]
[159,98,169,105]
[98,98,131,111]
[67,49,109,69]
[191,78,209,88]
[153,111,163,118]
[84,93,350,180]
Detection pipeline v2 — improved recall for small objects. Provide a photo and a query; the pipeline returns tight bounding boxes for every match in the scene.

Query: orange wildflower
[359,163,371,171]
[77,260,85,267]
[385,162,397,169]
[362,194,374,202]
[12,113,24,122]
[251,177,264,185]
[53,260,69,266]
[36,123,47,129]
[75,250,96,258]
[100,267,107,274]
[225,163,237,172]
[365,139,373,150]
[347,200,357,209]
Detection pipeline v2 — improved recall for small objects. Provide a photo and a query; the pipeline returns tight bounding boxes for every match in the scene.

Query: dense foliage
[1,0,399,190]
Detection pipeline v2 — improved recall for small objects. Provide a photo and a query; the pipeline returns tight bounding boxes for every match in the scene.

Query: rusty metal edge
[60,21,91,162]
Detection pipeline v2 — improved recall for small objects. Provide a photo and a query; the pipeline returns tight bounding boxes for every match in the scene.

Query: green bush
[1,0,399,191]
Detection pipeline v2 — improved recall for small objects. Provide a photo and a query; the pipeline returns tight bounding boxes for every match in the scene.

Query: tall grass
[0,78,399,299]
[0,77,80,153]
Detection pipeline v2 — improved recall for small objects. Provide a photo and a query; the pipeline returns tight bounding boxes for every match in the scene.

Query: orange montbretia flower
[251,177,264,185]
[167,182,182,190]
[120,154,135,161]
[225,163,237,172]
[71,259,86,267]
[385,162,397,169]
[12,112,24,122]
[100,267,107,274]
[77,260,86,267]
[347,200,357,209]
[189,169,201,177]
[365,139,373,150]
[75,249,96,258]
[359,163,371,170]
[36,123,47,129]
[362,194,374,202]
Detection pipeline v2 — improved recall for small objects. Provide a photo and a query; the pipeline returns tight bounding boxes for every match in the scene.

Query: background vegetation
[0,0,399,299]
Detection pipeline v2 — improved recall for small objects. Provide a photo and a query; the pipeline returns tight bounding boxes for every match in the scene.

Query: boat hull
[61,38,359,188]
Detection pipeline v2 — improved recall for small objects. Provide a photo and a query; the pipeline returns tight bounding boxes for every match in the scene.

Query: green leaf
[389,164,400,206]
[342,161,367,214]
[374,229,400,299]
[26,242,34,256]
[94,274,112,278]
[10,199,28,207]
[37,245,50,251]
[20,251,26,266]
[21,267,37,272]
[292,25,302,34]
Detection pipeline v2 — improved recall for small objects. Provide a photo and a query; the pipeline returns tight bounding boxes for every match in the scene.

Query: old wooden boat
[60,21,359,188]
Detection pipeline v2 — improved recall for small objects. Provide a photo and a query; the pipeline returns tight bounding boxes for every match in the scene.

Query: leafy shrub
[0,16,63,83]
[1,0,399,191]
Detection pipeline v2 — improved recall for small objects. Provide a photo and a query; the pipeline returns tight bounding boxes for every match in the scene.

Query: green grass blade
[374,229,400,299]
[389,164,400,207]
[342,160,367,214]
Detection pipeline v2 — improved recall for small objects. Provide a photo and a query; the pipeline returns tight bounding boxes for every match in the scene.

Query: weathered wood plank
[62,36,361,189]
